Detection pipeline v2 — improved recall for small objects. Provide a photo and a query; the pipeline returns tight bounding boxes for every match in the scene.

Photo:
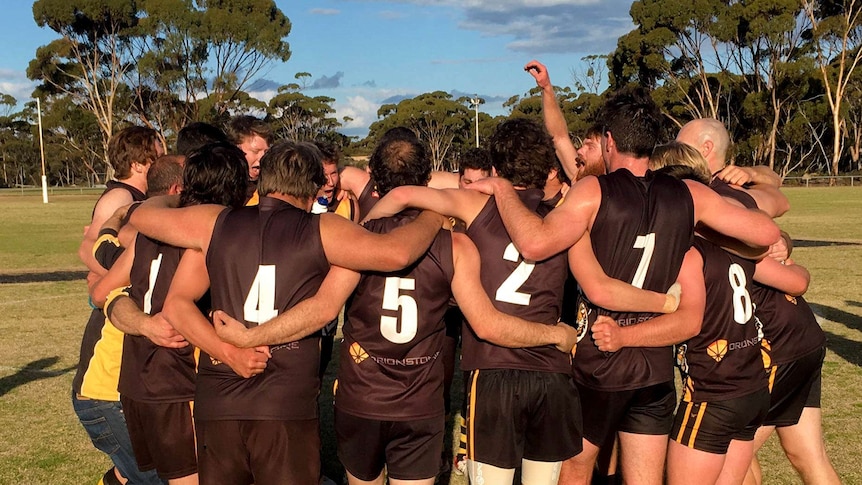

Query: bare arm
[213,265,361,348]
[339,166,371,200]
[90,236,136,306]
[163,249,270,378]
[451,232,577,353]
[80,189,134,275]
[467,176,598,260]
[716,165,781,188]
[569,233,679,313]
[754,257,810,297]
[320,210,446,272]
[105,294,188,348]
[429,170,460,189]
[129,195,224,255]
[363,186,486,227]
[688,180,780,251]
[591,247,705,352]
[526,60,579,181]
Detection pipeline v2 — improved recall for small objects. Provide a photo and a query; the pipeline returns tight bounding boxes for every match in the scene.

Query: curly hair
[487,118,555,189]
[458,148,493,176]
[179,143,249,208]
[107,126,161,180]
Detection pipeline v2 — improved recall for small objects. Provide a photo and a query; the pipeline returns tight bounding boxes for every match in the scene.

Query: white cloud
[0,69,37,105]
[309,8,341,15]
[335,95,381,129]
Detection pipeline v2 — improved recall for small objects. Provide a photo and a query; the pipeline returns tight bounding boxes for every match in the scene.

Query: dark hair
[368,131,431,196]
[257,141,325,200]
[107,126,160,179]
[226,115,273,145]
[487,118,556,189]
[583,123,603,141]
[458,148,493,176]
[598,86,666,158]
[315,141,341,166]
[176,122,228,156]
[179,142,249,208]
[146,155,185,197]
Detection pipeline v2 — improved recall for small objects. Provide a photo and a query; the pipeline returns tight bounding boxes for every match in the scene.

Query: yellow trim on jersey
[103,286,130,315]
[92,232,121,258]
[467,369,479,460]
[688,403,708,448]
[768,365,778,393]
[334,197,355,221]
[79,317,124,401]
[246,191,260,206]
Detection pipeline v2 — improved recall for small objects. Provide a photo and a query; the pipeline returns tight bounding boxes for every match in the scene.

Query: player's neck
[266,193,313,212]
[118,173,147,194]
[609,155,648,177]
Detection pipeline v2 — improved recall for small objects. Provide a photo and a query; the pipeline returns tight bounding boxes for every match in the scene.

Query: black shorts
[765,347,825,427]
[578,381,676,447]
[466,369,582,468]
[335,409,443,481]
[196,419,320,485]
[120,396,196,480]
[671,388,770,454]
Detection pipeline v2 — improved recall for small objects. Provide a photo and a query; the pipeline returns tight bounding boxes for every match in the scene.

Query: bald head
[676,118,729,174]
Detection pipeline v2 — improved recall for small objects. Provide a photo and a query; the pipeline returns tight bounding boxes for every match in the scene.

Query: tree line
[3,0,862,187]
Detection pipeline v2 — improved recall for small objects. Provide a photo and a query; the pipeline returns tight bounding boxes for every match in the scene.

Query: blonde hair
[650,141,711,184]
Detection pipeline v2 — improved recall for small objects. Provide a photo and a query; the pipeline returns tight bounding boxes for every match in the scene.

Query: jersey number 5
[380,277,417,344]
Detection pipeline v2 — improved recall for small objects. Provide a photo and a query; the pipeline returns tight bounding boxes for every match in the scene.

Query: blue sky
[0,0,635,137]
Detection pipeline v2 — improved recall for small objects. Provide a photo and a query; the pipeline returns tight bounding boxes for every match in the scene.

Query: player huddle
[73,61,839,485]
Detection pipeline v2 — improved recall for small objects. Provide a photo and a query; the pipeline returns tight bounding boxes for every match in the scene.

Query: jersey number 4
[244,265,278,324]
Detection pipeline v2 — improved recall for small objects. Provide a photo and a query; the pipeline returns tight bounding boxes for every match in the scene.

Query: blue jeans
[71,391,166,485]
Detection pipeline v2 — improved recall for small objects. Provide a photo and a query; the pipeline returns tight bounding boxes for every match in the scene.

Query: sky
[0,0,636,138]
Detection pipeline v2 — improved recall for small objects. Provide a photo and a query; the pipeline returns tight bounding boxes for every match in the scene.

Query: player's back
[462,188,569,374]
[574,169,695,391]
[199,196,330,421]
[337,210,455,421]
[677,237,767,402]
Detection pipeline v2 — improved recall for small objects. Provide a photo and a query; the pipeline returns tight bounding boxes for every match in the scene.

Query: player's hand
[212,309,252,348]
[465,176,508,196]
[554,323,579,355]
[221,344,271,378]
[663,282,682,313]
[525,60,551,89]
[591,315,623,352]
[715,165,753,186]
[767,236,789,263]
[143,313,189,349]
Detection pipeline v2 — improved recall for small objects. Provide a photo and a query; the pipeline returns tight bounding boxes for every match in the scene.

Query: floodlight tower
[469,95,481,148]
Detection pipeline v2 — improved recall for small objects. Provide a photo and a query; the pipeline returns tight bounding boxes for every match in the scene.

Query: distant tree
[268,79,341,142]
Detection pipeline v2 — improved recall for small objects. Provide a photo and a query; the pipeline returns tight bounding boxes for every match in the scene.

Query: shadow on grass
[0,271,87,284]
[0,357,76,397]
[811,302,862,367]
[794,239,861,248]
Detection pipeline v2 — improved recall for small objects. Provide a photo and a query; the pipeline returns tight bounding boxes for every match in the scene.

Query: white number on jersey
[243,265,278,324]
[142,253,164,314]
[495,243,536,306]
[728,263,752,324]
[631,233,656,289]
[380,277,418,344]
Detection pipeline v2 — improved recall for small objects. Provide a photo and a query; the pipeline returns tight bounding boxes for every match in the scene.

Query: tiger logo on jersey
[784,294,798,305]
[575,302,590,343]
[675,343,689,374]
[707,339,729,362]
[349,342,369,364]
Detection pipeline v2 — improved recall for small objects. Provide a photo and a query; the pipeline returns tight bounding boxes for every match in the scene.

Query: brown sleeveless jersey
[709,178,758,209]
[676,238,768,401]
[198,197,330,421]
[336,210,455,420]
[118,235,197,403]
[751,288,825,365]
[357,181,379,219]
[574,169,695,391]
[461,189,570,374]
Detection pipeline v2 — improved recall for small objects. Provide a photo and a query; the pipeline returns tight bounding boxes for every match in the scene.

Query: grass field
[0,187,860,484]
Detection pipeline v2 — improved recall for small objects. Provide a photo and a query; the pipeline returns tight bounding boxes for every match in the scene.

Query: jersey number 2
[495,243,535,306]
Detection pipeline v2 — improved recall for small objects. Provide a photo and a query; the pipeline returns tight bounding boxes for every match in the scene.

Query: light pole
[36,97,48,204]
[469,96,481,148]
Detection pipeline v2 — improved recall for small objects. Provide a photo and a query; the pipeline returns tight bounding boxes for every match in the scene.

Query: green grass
[0,189,860,484]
